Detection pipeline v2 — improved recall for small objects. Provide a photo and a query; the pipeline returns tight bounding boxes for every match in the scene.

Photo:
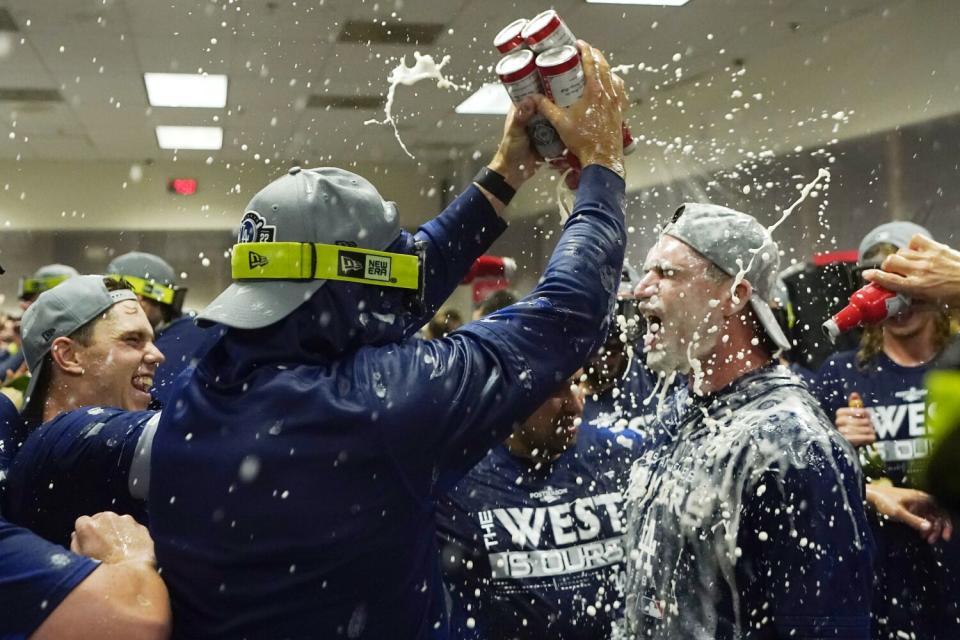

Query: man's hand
[70,512,156,567]
[866,484,954,544]
[834,393,877,448]
[863,234,960,307]
[488,97,541,192]
[532,40,625,178]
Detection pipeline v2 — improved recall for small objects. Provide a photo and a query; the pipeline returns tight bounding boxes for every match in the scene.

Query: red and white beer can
[521,10,577,54]
[495,49,566,158]
[493,18,528,55]
[537,45,638,156]
[536,45,585,108]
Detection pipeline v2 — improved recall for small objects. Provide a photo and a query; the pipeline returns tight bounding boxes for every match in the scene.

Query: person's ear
[723,279,753,317]
[49,336,85,376]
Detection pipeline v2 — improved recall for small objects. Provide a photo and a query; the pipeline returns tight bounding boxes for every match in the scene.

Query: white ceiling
[0,0,905,167]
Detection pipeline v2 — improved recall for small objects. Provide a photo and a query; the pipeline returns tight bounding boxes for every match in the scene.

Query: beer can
[493,18,528,55]
[537,46,638,157]
[536,45,584,108]
[521,10,577,53]
[495,49,565,158]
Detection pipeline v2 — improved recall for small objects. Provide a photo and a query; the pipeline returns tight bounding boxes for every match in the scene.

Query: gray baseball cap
[108,251,177,286]
[199,166,401,330]
[18,263,79,300]
[858,221,931,265]
[663,203,791,351]
[21,275,138,415]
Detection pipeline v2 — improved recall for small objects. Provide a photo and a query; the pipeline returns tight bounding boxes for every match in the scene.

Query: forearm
[31,562,171,639]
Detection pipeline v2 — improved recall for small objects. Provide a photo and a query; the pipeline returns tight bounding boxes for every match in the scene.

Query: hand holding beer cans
[493,10,633,185]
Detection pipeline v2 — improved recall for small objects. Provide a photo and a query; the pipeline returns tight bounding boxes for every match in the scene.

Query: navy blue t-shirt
[815,350,960,638]
[4,407,154,545]
[0,396,98,638]
[0,394,23,504]
[152,314,221,408]
[0,517,99,638]
[438,426,642,639]
[815,350,931,487]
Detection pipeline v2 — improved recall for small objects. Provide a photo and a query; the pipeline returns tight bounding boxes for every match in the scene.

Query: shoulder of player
[41,407,156,436]
[578,424,642,456]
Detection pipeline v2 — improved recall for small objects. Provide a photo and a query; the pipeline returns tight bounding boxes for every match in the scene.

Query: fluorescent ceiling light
[144,72,228,108]
[155,126,223,150]
[455,83,512,115]
[585,0,689,5]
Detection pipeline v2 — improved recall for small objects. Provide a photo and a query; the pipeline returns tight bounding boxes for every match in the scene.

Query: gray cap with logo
[108,251,178,286]
[858,221,931,266]
[662,202,791,351]
[199,166,401,330]
[20,275,138,414]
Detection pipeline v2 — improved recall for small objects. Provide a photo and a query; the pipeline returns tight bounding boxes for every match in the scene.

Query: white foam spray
[730,167,831,303]
[365,52,464,160]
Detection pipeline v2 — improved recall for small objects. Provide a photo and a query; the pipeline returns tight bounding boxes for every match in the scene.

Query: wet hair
[477,289,518,317]
[425,308,463,340]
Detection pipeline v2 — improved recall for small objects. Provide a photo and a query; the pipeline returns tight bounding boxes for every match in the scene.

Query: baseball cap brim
[750,293,792,352]
[198,279,326,330]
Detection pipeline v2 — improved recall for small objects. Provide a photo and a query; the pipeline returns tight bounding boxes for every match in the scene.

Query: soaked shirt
[621,366,873,639]
[583,354,686,439]
[438,426,642,639]
[149,166,627,640]
[4,407,155,545]
[815,350,931,488]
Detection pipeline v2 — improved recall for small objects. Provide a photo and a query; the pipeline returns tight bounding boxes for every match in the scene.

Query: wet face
[74,300,165,411]
[635,236,730,375]
[513,378,585,457]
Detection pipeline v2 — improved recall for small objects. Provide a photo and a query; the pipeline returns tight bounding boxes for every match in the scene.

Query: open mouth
[643,313,663,350]
[132,374,154,394]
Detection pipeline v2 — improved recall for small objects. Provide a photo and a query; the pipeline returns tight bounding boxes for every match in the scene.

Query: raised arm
[364,41,627,487]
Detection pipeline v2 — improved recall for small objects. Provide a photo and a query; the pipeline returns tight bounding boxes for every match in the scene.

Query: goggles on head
[18,275,70,300]
[108,274,186,312]
[232,242,422,293]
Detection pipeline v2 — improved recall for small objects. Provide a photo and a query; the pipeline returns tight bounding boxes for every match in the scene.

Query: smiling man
[2,275,163,545]
[620,203,874,639]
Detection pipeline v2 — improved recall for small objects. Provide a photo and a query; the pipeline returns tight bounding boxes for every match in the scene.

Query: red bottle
[822,282,911,341]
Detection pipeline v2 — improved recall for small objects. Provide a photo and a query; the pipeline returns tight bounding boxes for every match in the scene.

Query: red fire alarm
[169,178,198,195]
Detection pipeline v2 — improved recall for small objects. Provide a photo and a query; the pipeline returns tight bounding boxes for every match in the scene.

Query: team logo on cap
[238,212,277,244]
[337,250,393,283]
[248,251,270,269]
[338,252,365,278]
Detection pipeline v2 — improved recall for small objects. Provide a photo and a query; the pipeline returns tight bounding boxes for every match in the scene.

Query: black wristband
[473,167,516,205]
